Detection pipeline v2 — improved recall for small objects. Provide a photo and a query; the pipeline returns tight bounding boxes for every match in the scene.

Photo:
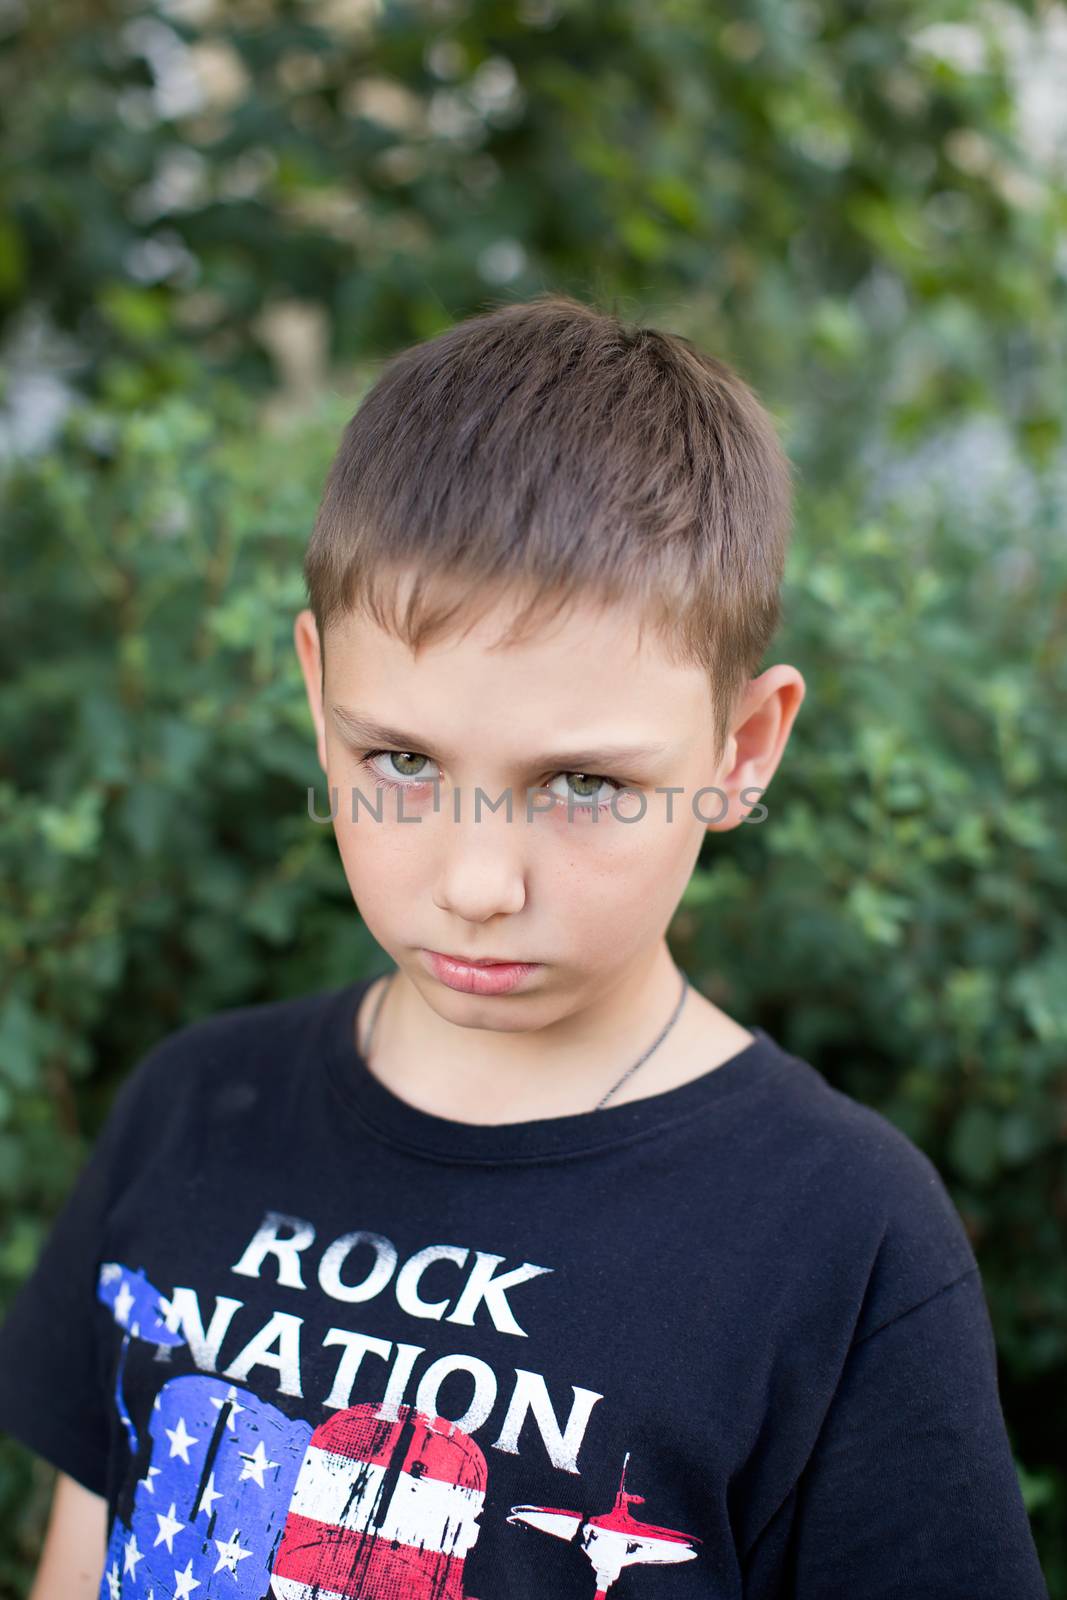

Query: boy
[0,293,1048,1599]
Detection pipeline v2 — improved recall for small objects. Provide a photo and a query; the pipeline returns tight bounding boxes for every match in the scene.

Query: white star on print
[105,1559,121,1600]
[113,1279,135,1326]
[173,1558,202,1598]
[209,1385,246,1429]
[122,1531,144,1578]
[165,1414,197,1463]
[237,1439,279,1488]
[153,1502,185,1553]
[212,1529,253,1574]
[196,1470,223,1518]
[140,1464,162,1494]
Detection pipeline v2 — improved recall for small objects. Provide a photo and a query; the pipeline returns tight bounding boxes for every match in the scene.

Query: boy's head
[295,293,803,1030]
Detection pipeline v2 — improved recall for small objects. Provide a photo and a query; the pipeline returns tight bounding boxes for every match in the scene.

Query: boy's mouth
[421,948,542,996]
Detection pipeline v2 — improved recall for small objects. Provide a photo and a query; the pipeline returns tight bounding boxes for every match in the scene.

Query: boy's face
[294,580,802,1031]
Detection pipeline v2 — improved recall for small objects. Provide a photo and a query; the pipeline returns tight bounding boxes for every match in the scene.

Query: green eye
[360,749,436,787]
[545,771,620,807]
[386,752,429,777]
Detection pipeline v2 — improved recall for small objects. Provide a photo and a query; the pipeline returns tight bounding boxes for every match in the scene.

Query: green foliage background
[1,0,1065,1591]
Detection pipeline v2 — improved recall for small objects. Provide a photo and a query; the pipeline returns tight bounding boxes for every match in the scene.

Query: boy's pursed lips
[421,948,544,995]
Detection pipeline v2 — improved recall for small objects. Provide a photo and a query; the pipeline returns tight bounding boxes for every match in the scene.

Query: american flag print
[98,1263,184,1349]
[97,1370,311,1599]
[270,1401,487,1600]
[95,1262,490,1599]
[98,1262,185,1460]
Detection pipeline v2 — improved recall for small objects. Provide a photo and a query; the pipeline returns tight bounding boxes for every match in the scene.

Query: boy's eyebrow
[330,705,670,770]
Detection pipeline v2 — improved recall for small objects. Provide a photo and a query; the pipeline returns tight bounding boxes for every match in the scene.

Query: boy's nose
[431,801,529,923]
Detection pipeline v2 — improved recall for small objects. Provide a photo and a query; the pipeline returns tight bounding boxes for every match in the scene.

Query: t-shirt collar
[321,974,787,1165]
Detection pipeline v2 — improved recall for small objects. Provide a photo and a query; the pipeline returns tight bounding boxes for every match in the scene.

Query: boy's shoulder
[761,1033,947,1189]
[749,1032,981,1338]
[111,981,348,1133]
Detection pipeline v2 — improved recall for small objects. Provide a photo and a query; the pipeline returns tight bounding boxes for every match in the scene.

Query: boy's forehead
[323,594,714,755]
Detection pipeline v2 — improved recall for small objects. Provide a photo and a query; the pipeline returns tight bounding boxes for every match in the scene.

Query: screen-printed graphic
[95,1219,701,1598]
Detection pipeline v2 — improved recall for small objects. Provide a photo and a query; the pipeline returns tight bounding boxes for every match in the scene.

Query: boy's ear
[293,609,329,775]
[705,664,805,834]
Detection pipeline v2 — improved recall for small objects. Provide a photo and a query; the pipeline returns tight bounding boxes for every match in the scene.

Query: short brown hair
[303,291,794,759]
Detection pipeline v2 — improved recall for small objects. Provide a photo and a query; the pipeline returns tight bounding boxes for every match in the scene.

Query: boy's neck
[354,945,754,1125]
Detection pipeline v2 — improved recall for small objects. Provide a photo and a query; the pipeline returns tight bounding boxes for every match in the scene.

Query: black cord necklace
[360,965,691,1111]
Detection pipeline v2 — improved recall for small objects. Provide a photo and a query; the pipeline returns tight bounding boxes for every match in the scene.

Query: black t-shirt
[0,975,1049,1599]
